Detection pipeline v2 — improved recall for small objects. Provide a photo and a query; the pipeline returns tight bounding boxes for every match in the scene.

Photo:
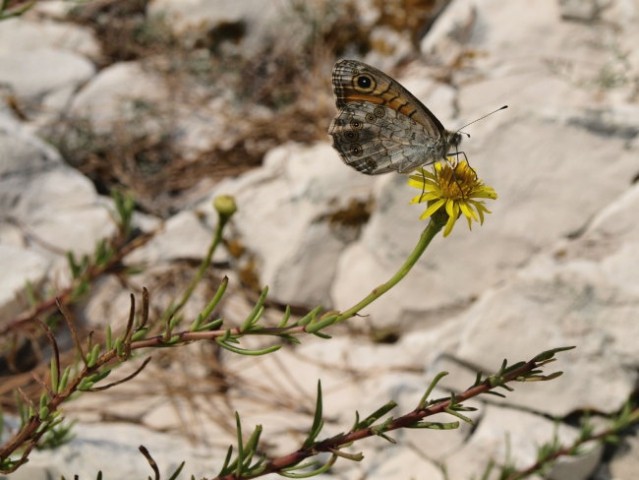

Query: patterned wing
[329,101,449,175]
[329,59,461,174]
[331,59,447,139]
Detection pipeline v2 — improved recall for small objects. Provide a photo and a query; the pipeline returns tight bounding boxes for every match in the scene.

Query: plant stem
[335,215,445,322]
[163,213,229,323]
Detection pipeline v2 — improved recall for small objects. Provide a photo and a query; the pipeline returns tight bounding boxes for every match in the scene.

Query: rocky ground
[1,0,639,479]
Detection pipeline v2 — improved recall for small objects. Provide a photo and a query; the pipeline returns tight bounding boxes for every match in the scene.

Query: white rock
[568,184,639,297]
[601,0,639,27]
[443,405,601,480]
[0,113,62,173]
[125,210,226,266]
[609,432,639,479]
[0,48,94,101]
[452,185,639,416]
[454,259,637,416]
[550,442,605,480]
[211,142,375,306]
[366,446,445,479]
[3,168,114,255]
[31,0,80,18]
[0,16,98,118]
[558,0,607,21]
[147,0,283,53]
[0,113,117,318]
[69,62,169,133]
[364,26,414,72]
[77,275,138,331]
[433,0,638,115]
[13,422,216,479]
[0,17,100,59]
[420,0,478,65]
[0,245,50,318]
[172,95,273,161]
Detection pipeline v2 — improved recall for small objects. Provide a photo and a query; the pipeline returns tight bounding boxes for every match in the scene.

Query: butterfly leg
[445,150,468,167]
[445,151,478,199]
[418,168,428,203]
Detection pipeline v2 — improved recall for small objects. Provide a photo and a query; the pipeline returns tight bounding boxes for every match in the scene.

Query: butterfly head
[446,130,463,152]
[450,131,463,147]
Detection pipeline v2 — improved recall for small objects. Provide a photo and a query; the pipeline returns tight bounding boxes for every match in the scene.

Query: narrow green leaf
[418,371,449,408]
[305,314,338,333]
[236,413,244,477]
[114,338,124,356]
[199,277,228,321]
[241,287,268,331]
[444,407,473,425]
[355,402,397,429]
[77,377,94,391]
[351,411,361,431]
[280,455,338,478]
[278,305,292,328]
[409,421,460,430]
[332,450,364,461]
[296,306,322,326]
[59,366,71,391]
[50,357,59,393]
[303,381,324,448]
[105,325,113,350]
[66,251,80,278]
[532,346,575,362]
[167,461,186,480]
[218,445,234,476]
[86,344,101,368]
[217,340,281,356]
[39,393,50,420]
[131,328,149,341]
[199,318,223,331]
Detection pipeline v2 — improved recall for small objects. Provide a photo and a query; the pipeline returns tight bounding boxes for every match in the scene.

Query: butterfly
[328,59,463,175]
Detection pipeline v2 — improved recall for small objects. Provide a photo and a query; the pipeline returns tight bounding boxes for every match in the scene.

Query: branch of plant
[335,209,446,323]
[0,206,449,471]
[0,217,154,337]
[502,402,639,480]
[211,347,577,480]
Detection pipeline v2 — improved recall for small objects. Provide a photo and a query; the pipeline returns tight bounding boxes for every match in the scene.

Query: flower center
[437,162,477,199]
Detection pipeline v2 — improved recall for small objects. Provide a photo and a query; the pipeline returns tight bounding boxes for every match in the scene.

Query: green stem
[335,216,445,323]
[163,214,230,323]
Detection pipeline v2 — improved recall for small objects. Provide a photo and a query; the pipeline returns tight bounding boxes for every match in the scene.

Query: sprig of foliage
[483,401,639,480]
[0,193,336,472]
[210,347,573,480]
[0,189,148,338]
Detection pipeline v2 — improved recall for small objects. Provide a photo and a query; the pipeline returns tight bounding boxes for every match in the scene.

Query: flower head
[408,160,497,237]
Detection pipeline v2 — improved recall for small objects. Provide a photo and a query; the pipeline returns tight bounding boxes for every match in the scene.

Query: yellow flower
[408,161,497,237]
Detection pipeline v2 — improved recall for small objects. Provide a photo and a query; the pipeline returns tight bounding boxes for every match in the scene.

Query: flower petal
[459,201,478,221]
[410,192,439,204]
[443,214,457,237]
[419,199,446,220]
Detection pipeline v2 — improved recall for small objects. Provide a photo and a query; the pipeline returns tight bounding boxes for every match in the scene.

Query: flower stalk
[335,213,446,322]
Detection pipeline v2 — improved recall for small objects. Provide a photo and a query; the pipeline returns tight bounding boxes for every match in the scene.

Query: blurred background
[1,0,639,478]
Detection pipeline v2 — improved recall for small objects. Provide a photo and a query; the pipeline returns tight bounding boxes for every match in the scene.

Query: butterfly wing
[329,101,449,175]
[329,59,456,174]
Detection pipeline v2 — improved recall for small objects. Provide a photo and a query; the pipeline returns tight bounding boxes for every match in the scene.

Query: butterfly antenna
[455,105,508,136]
